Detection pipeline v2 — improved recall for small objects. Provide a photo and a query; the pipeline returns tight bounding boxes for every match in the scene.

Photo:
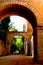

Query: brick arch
[6,32,33,55]
[0,4,37,29]
[6,32,32,44]
[0,4,38,61]
[0,0,43,26]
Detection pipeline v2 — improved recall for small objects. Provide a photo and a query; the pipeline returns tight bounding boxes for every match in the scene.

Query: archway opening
[0,4,37,60]
[0,15,33,57]
[10,35,24,55]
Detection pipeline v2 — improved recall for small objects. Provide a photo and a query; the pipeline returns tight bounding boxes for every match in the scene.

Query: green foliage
[1,16,18,32]
[11,36,24,53]
[0,17,10,47]
[16,36,24,51]
[0,31,5,40]
[1,17,10,31]
[8,24,18,32]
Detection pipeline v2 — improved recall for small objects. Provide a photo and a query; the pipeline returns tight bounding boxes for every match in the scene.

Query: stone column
[24,38,28,55]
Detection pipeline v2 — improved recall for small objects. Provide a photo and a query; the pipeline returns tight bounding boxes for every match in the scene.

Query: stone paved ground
[0,55,42,65]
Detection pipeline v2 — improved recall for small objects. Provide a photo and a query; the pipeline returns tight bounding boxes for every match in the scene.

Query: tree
[15,36,24,53]
[1,17,10,47]
[11,36,24,54]
[1,17,10,31]
[8,24,18,32]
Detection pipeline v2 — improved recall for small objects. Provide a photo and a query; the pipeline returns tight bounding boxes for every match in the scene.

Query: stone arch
[0,4,37,61]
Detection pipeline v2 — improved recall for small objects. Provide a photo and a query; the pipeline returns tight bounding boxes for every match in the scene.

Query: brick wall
[0,0,43,64]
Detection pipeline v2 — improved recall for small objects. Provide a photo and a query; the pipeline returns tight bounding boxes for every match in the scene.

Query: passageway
[0,4,39,64]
